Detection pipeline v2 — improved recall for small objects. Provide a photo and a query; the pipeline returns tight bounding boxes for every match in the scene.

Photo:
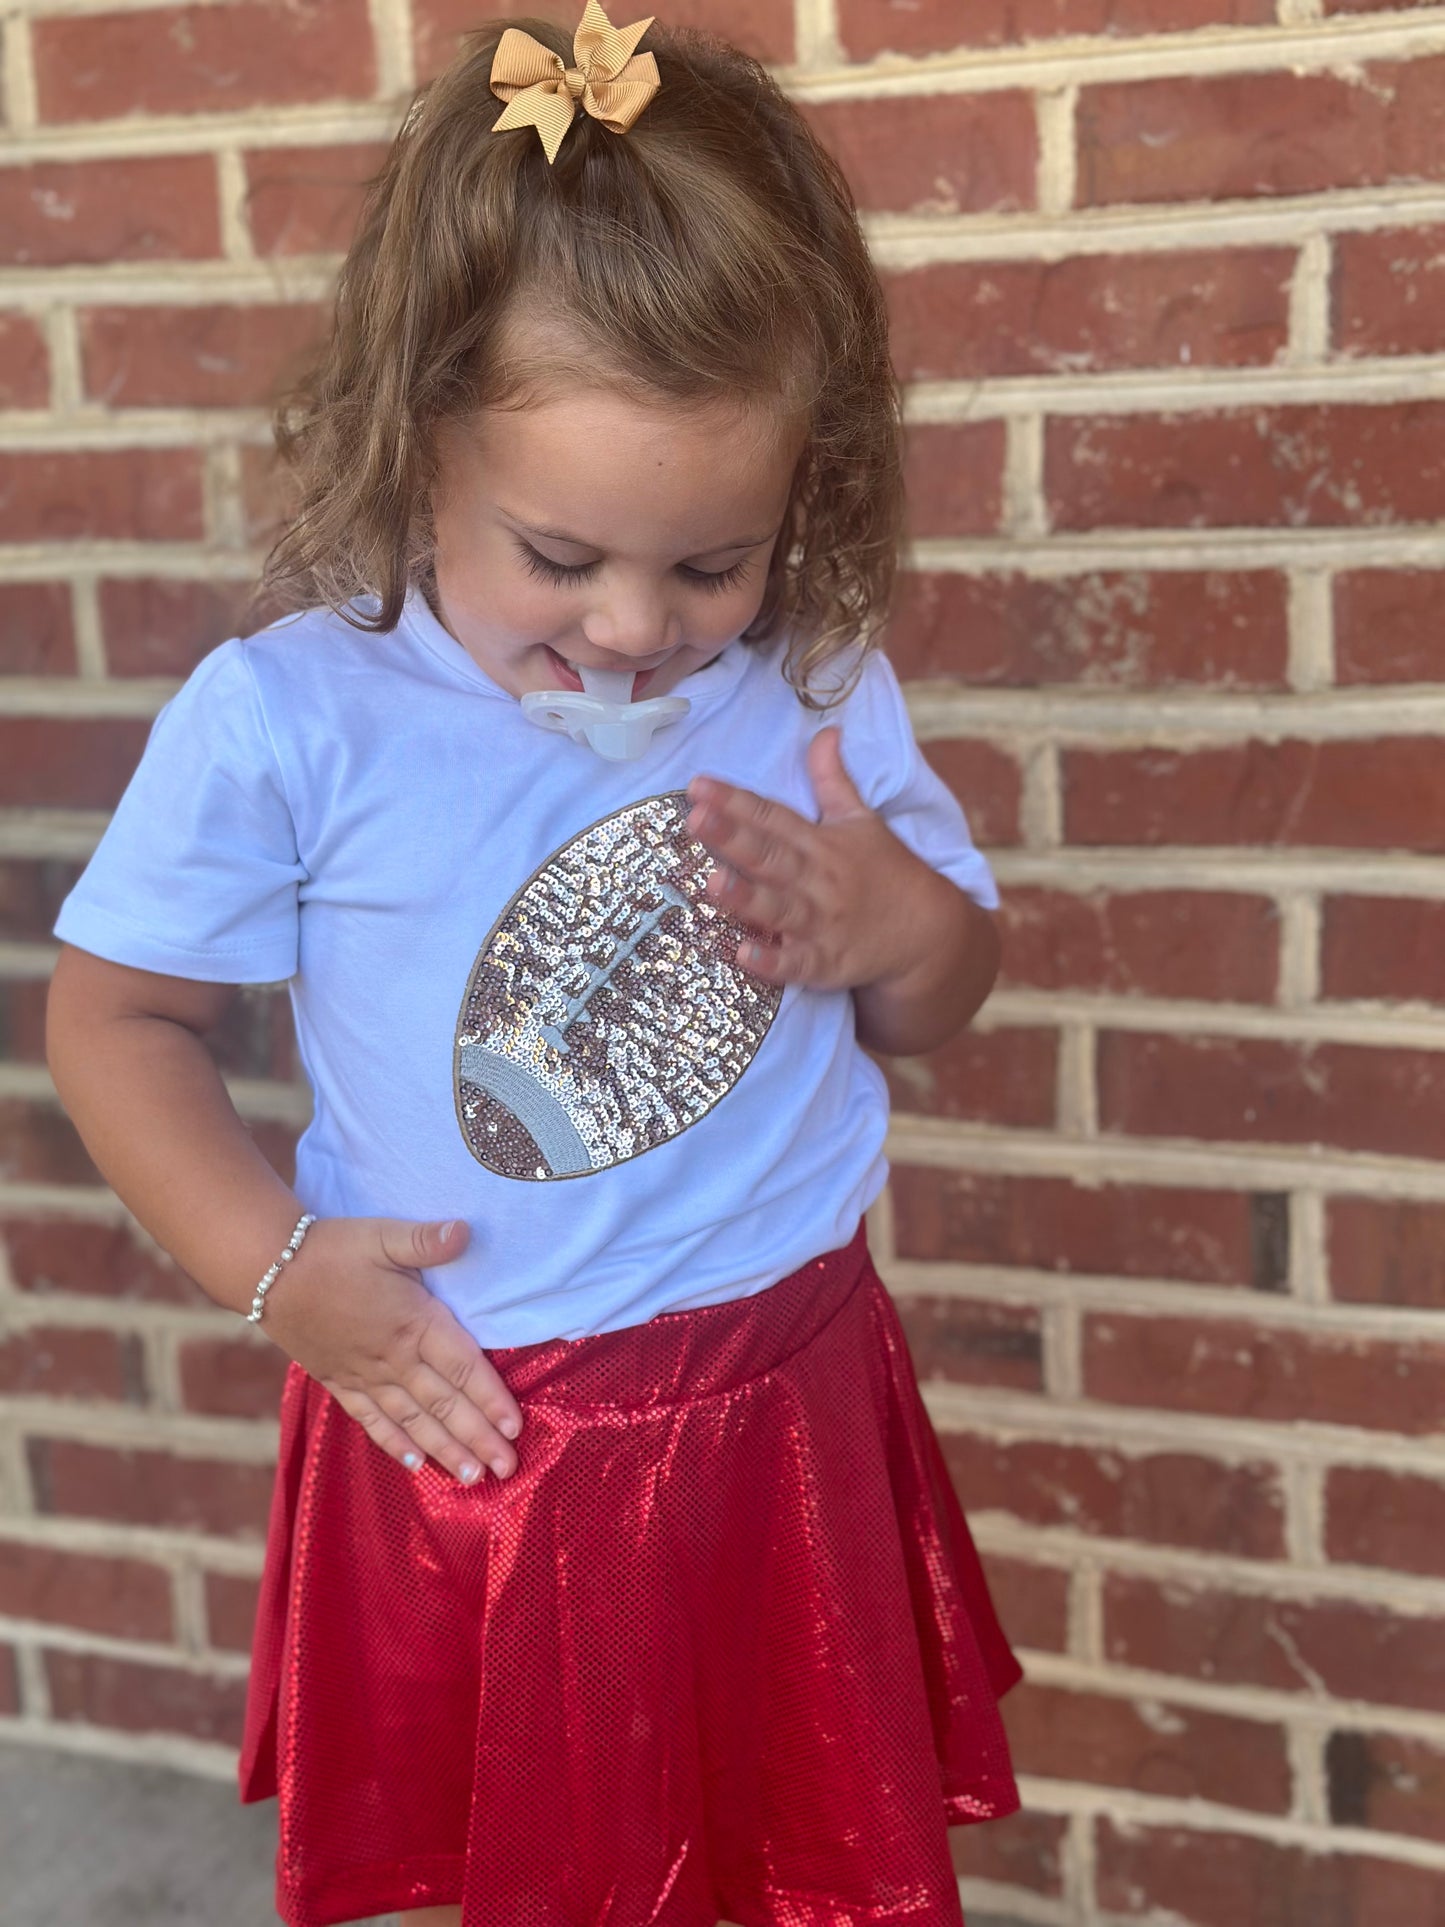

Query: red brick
[893,1296,1043,1394]
[1098,1030,1445,1163]
[1322,896,1445,1005]
[1104,1573,1445,1713]
[1047,403,1445,531]
[99,578,251,676]
[917,738,1023,848]
[1326,1466,1445,1580]
[0,448,204,542]
[0,584,75,675]
[0,312,48,408]
[1097,1818,1445,1927]
[243,141,388,258]
[0,1644,17,1714]
[46,1649,248,1747]
[1327,1729,1445,1845]
[34,1,376,122]
[0,156,221,267]
[415,0,794,72]
[902,423,1007,540]
[178,1335,289,1419]
[1078,59,1445,207]
[806,94,1035,217]
[1328,1197,1445,1309]
[889,250,1291,383]
[1007,1681,1290,1813]
[892,1166,1281,1289]
[81,302,327,411]
[0,978,49,1062]
[6,1216,207,1306]
[204,1570,260,1653]
[981,1554,1070,1654]
[0,717,151,810]
[886,570,1289,690]
[0,1539,172,1640]
[1087,1308,1445,1435]
[0,859,86,943]
[1001,886,1279,1002]
[881,1025,1057,1129]
[943,1431,1286,1557]
[0,1100,100,1186]
[839,0,1271,57]
[951,1805,1066,1894]
[1064,739,1445,851]
[27,1438,273,1539]
[1335,226,1445,358]
[0,1326,142,1403]
[1336,570,1445,685]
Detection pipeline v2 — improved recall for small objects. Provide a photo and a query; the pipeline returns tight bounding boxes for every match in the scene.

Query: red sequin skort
[238,1226,1022,1926]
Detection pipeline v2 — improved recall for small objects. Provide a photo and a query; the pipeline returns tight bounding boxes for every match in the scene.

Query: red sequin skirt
[238,1225,1022,1926]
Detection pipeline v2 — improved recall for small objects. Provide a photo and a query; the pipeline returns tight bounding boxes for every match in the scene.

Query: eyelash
[514,540,752,596]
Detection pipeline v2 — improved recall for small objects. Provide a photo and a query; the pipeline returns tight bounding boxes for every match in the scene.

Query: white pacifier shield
[521,663,691,761]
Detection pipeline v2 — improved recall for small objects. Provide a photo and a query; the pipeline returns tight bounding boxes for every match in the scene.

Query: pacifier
[521,663,691,762]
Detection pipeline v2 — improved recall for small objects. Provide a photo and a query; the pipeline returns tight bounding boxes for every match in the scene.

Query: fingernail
[458,1461,480,1483]
[491,1458,511,1479]
[403,1451,422,1471]
[499,1416,519,1439]
[438,1219,457,1241]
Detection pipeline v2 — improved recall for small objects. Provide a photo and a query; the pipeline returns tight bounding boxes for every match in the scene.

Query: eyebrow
[504,512,780,555]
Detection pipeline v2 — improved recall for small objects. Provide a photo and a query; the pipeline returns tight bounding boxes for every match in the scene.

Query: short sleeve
[833,650,999,912]
[53,640,305,982]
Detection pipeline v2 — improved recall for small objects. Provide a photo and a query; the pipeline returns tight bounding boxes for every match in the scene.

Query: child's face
[428,383,803,703]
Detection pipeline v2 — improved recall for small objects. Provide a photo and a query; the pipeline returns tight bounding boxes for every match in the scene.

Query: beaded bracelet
[246,1213,317,1324]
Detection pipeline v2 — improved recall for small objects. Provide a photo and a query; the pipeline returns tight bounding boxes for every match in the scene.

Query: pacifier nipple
[520,662,691,761]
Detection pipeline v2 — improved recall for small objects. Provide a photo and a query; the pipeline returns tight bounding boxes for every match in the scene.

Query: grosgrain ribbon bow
[490,2,661,165]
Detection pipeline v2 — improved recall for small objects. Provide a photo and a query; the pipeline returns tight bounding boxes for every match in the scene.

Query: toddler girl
[46,8,1022,1924]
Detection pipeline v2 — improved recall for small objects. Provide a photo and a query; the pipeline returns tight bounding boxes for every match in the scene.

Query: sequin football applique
[453,792,783,1180]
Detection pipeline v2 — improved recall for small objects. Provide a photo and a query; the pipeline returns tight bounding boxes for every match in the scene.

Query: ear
[807,726,870,823]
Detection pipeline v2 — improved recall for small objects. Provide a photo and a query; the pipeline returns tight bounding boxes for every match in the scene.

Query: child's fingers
[387,1356,520,1480]
[704,863,803,937]
[736,933,824,987]
[323,1379,433,1475]
[687,790,809,886]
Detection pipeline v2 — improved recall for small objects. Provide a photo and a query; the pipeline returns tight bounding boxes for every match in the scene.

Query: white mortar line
[68,577,107,680]
[1073,1557,1103,1663]
[42,307,83,416]
[205,441,249,551]
[214,146,255,263]
[368,0,416,104]
[1278,0,1326,21]
[1,10,39,131]
[1287,231,1333,368]
[1288,1190,1329,1305]
[1035,84,1077,218]
[0,1062,309,1125]
[1290,1725,1329,1828]
[1055,1021,1097,1138]
[1287,568,1335,693]
[0,1619,250,1677]
[906,683,1445,742]
[6,1401,280,1458]
[0,1515,265,1574]
[905,527,1445,570]
[1290,1459,1327,1567]
[0,1716,240,1781]
[170,1559,208,1658]
[14,1644,50,1720]
[987,850,1445,897]
[955,1878,1065,1927]
[793,0,841,68]
[1064,1813,1095,1927]
[1044,1298,1082,1403]
[1275,894,1322,1011]
[901,358,1445,418]
[0,1292,252,1338]
[978,987,1445,1051]
[1002,415,1047,538]
[1019,741,1062,850]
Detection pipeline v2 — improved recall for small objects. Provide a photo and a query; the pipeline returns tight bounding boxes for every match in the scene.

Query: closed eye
[514,540,753,596]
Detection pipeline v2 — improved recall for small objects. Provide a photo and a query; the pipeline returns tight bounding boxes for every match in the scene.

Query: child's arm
[46,945,523,1484]
[685,728,1000,1057]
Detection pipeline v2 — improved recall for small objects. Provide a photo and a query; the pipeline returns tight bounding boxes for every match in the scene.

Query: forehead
[439,386,801,551]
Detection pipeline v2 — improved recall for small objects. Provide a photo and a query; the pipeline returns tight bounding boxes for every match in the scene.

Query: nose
[582,584,679,665]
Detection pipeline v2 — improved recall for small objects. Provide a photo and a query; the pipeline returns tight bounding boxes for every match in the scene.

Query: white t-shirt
[55,587,996,1344]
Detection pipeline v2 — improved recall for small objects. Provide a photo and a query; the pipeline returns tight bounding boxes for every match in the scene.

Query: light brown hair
[252,15,903,701]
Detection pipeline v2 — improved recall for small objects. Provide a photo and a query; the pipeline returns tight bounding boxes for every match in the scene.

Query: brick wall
[2,2,1443,1921]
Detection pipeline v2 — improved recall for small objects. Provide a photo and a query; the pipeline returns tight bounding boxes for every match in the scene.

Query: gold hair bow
[490,2,661,165]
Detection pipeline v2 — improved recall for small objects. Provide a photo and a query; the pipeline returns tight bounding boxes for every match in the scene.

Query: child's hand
[259,1217,523,1485]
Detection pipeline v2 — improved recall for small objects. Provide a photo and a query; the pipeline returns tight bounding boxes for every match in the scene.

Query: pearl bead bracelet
[246,1213,317,1324]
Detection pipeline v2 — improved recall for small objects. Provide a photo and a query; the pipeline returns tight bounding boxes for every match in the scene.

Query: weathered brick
[886,570,1289,690]
[917,738,1023,848]
[891,1166,1275,1288]
[806,94,1035,217]
[1064,740,1445,851]
[1005,1680,1290,1813]
[27,1438,273,1539]
[902,423,1007,540]
[951,1804,1067,1894]
[0,312,49,409]
[0,858,86,943]
[981,1554,1070,1655]
[1327,1729,1445,1844]
[34,1,376,122]
[177,1335,290,1419]
[1097,1819,1445,1927]
[1326,1466,1445,1580]
[0,584,74,675]
[0,1326,142,1403]
[1322,895,1445,1005]
[0,448,205,543]
[1335,226,1445,358]
[839,0,1271,57]
[0,978,49,1062]
[1000,886,1279,1002]
[1335,570,1445,684]
[881,1025,1057,1129]
[1328,1197,1445,1309]
[1104,1573,1445,1713]
[81,302,327,411]
[203,1570,260,1653]
[0,718,151,810]
[1047,404,1445,530]
[0,156,221,267]
[46,1649,248,1747]
[888,250,1291,382]
[243,141,388,258]
[0,1539,172,1641]
[1078,59,1445,207]
[99,578,250,676]
[1098,1030,1445,1162]
[0,1100,100,1186]
[943,1431,1286,1557]
[415,0,794,73]
[0,1644,18,1715]
[1085,1308,1445,1434]
[5,1215,207,1306]
[893,1296,1044,1394]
